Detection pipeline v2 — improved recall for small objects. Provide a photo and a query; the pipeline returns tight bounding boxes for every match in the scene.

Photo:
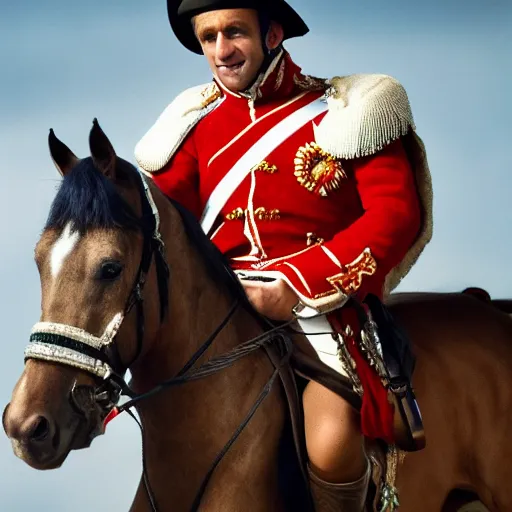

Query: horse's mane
[45,158,252,308]
[168,198,254,309]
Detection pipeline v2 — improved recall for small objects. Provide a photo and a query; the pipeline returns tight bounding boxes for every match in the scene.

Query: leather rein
[24,170,293,512]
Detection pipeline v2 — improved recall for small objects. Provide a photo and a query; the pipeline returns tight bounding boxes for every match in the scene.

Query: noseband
[23,170,292,512]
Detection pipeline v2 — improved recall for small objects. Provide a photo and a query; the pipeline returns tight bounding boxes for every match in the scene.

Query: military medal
[294,142,346,196]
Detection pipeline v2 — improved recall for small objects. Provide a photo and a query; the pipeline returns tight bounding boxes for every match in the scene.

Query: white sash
[200,95,328,235]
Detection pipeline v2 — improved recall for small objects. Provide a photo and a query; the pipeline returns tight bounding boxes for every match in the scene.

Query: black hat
[167,0,309,55]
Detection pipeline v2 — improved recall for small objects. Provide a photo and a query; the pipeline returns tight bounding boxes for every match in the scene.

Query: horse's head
[2,120,167,469]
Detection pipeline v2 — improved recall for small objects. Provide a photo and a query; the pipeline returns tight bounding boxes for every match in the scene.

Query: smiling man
[193,8,280,91]
[135,0,433,510]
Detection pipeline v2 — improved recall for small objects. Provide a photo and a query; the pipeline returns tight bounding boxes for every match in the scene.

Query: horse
[3,121,512,511]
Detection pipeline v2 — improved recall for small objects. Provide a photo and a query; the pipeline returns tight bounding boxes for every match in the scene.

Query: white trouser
[296,315,348,378]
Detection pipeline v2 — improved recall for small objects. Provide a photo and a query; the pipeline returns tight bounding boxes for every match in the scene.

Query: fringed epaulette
[135,82,222,173]
[314,74,415,160]
[313,74,433,293]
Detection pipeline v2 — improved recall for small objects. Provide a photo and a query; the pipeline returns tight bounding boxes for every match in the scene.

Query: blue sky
[0,0,511,510]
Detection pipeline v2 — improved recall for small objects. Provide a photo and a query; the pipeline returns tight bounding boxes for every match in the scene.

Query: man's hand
[241,278,299,321]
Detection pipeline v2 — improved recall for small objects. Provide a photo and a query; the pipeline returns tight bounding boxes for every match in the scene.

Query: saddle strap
[262,343,314,510]
[362,294,416,387]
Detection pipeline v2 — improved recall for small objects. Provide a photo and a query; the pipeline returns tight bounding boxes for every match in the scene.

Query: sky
[0,0,511,510]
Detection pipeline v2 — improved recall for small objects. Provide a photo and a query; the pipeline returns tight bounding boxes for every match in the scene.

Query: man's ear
[266,21,284,50]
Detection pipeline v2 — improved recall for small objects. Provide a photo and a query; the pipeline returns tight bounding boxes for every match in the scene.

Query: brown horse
[2,121,511,511]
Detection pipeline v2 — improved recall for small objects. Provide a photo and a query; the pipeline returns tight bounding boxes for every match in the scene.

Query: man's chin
[215,71,252,93]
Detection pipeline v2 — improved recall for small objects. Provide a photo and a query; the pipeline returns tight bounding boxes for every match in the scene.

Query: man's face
[193,9,265,92]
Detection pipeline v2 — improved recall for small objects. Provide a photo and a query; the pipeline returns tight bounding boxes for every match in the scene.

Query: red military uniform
[135,50,432,443]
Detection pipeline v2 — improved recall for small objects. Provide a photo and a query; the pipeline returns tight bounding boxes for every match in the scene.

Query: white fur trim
[314,74,415,159]
[384,131,434,293]
[134,83,223,173]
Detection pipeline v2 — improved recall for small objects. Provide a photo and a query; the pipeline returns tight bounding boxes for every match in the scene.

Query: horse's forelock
[45,157,141,235]
[45,155,255,312]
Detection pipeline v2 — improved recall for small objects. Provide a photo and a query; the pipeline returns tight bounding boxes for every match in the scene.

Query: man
[135,0,433,509]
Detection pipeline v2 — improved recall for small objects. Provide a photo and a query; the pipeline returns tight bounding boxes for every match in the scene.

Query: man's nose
[215,33,235,61]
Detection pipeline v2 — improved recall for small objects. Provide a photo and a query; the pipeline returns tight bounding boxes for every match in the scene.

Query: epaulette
[314,74,415,160]
[312,74,433,294]
[135,81,222,173]
[314,74,433,294]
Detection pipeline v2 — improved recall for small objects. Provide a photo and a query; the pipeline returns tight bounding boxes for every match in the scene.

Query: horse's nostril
[29,416,51,442]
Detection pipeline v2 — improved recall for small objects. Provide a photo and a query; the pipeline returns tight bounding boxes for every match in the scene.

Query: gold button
[252,161,278,174]
[225,207,245,221]
[254,207,281,221]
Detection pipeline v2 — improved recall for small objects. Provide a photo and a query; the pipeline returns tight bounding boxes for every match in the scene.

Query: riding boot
[308,462,371,512]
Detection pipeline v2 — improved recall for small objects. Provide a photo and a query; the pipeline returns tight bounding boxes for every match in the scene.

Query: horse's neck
[129,199,286,510]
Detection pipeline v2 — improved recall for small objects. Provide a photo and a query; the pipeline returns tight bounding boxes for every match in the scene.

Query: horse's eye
[98,261,123,281]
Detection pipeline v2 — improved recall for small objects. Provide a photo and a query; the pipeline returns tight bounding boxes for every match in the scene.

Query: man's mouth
[217,61,245,73]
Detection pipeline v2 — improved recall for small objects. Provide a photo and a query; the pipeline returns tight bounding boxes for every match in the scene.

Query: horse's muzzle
[2,401,62,468]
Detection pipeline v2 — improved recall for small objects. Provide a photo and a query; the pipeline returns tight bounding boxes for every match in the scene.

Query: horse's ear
[89,118,117,180]
[48,129,79,176]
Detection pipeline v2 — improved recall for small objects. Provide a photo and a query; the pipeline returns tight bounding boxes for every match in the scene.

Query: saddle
[363,294,425,452]
[269,293,425,510]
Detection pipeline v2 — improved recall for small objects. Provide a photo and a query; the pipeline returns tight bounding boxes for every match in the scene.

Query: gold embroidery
[200,82,221,108]
[294,142,347,197]
[293,74,327,92]
[252,161,278,174]
[274,59,286,91]
[225,207,244,221]
[326,249,377,295]
[254,207,281,221]
[225,207,281,221]
[313,290,338,299]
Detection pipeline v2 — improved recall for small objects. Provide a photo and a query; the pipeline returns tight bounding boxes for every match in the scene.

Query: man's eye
[226,28,242,38]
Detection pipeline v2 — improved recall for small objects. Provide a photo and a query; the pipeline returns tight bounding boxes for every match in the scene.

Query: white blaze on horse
[2,121,511,512]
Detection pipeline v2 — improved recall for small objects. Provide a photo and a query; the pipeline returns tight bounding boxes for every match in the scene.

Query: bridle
[24,169,293,512]
[26,171,169,382]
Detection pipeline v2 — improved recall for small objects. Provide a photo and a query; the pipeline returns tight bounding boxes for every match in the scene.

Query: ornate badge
[294,142,346,197]
[200,82,221,108]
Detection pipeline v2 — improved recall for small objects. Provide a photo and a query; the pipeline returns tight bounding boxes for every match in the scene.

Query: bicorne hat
[167,0,309,55]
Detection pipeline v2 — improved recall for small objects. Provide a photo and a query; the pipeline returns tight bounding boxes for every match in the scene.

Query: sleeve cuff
[256,244,378,313]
